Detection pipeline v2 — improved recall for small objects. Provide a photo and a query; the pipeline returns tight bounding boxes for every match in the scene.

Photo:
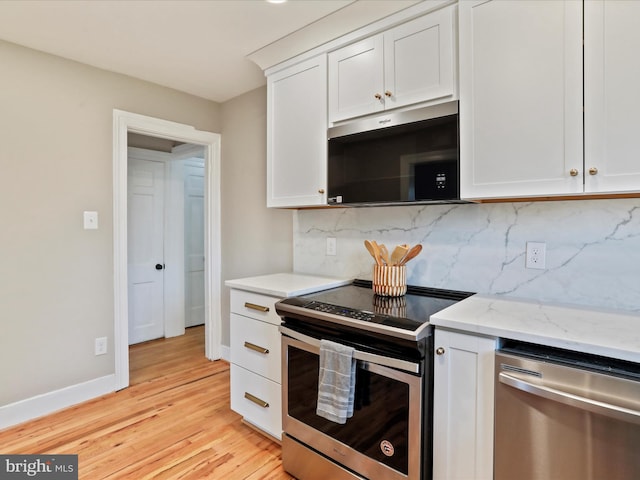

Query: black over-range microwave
[327,101,461,206]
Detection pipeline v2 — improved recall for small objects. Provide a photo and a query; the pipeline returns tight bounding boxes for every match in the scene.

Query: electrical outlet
[326,237,337,256]
[525,242,546,269]
[95,337,107,356]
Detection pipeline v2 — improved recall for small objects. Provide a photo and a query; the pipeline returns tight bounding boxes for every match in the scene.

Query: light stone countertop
[224,272,352,298]
[431,294,640,363]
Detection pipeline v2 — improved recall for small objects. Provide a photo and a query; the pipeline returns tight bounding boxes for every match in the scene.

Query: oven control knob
[436,347,445,356]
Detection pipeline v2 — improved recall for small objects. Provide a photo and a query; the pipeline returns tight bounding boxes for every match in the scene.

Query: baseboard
[220,344,230,362]
[0,374,116,430]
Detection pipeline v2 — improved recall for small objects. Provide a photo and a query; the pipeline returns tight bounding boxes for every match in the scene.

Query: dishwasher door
[495,345,640,480]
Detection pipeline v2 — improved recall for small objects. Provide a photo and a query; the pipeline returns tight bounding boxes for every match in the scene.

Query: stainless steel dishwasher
[495,341,640,480]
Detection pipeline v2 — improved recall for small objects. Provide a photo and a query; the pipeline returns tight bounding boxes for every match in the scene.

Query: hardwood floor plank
[0,326,294,479]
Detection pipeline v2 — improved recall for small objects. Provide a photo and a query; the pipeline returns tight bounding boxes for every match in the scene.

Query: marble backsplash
[293,198,640,313]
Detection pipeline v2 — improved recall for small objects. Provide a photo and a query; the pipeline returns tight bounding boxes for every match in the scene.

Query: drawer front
[230,289,282,326]
[230,364,282,440]
[230,313,281,383]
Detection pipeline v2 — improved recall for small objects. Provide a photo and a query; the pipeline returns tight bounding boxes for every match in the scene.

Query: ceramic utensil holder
[373,264,407,297]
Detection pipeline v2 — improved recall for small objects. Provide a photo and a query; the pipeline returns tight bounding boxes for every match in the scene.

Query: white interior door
[184,159,205,327]
[128,157,165,344]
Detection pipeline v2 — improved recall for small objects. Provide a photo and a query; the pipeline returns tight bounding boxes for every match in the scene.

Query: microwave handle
[280,325,420,374]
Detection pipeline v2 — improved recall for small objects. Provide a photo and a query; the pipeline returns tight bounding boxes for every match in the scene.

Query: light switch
[84,211,99,230]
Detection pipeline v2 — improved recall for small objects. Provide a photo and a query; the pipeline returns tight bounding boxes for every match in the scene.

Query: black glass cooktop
[276,279,474,334]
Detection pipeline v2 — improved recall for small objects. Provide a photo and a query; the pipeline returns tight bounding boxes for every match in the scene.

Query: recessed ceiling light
[266,0,288,4]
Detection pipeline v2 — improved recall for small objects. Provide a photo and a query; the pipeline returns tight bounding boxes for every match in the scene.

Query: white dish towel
[316,339,356,424]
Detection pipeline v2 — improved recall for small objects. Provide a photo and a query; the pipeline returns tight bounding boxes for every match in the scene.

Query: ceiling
[0,0,421,103]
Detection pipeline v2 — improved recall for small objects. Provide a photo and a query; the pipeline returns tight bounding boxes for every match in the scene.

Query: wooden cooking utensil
[378,244,391,266]
[390,245,409,265]
[369,240,383,265]
[364,240,377,262]
[399,244,422,265]
[371,241,380,264]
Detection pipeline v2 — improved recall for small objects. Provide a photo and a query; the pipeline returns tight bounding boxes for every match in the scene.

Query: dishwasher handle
[499,371,640,426]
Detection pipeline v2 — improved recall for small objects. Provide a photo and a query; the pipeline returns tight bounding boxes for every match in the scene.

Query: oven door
[281,327,424,480]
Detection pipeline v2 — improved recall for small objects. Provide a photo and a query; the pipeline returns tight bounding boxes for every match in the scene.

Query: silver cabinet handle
[244,341,269,355]
[499,371,640,425]
[244,392,269,408]
[436,347,445,356]
[244,302,269,313]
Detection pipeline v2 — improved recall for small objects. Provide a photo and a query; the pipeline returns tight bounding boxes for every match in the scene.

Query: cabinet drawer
[230,289,281,326]
[230,313,281,383]
[230,364,282,440]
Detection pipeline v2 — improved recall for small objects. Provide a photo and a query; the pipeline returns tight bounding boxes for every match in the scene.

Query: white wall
[0,39,221,407]
[220,86,293,346]
[294,199,640,313]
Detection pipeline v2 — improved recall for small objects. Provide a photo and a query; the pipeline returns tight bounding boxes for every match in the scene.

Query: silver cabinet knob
[436,347,445,356]
[589,167,598,175]
[385,90,393,97]
[374,93,382,100]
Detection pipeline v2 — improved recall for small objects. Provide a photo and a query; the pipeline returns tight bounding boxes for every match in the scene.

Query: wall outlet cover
[326,237,337,256]
[526,241,546,269]
[95,337,108,356]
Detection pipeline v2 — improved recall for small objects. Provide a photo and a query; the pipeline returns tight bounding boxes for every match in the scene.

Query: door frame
[113,109,221,390]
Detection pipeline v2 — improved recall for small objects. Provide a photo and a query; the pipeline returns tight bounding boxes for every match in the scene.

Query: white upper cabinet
[328,35,384,122]
[329,6,456,124]
[267,55,327,208]
[459,0,583,200]
[584,0,640,193]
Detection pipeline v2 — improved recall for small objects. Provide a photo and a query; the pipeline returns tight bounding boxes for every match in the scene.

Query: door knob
[155,264,164,270]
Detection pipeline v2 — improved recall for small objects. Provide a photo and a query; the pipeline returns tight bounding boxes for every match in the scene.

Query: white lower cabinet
[432,329,498,480]
[230,364,282,440]
[229,289,283,440]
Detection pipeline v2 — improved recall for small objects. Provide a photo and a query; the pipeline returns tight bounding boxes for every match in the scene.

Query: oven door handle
[280,325,420,374]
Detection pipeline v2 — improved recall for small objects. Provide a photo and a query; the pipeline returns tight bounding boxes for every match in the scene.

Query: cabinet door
[328,35,384,123]
[267,55,327,207]
[585,0,640,193]
[459,0,583,200]
[433,329,497,480]
[384,5,455,111]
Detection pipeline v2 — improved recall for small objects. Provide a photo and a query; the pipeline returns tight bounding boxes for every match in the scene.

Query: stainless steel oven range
[275,280,473,480]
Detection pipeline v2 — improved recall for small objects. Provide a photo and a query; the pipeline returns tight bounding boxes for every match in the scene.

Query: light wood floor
[0,326,294,479]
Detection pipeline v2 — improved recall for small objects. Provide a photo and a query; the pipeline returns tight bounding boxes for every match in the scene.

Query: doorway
[113,109,221,391]
[127,144,206,345]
